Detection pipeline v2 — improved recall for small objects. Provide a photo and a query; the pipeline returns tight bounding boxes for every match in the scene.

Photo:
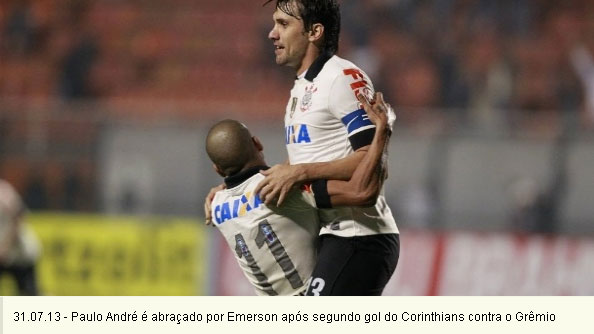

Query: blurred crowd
[2,0,594,131]
[343,0,594,135]
[0,0,280,107]
[1,0,594,219]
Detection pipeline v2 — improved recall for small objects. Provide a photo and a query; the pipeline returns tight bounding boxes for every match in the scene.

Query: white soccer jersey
[0,180,40,265]
[211,168,320,296]
[284,55,399,237]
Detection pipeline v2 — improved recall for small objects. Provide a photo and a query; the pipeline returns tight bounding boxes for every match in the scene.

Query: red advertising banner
[213,229,594,296]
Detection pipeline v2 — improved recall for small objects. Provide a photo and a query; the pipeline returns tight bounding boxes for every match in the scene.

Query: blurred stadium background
[1,0,593,295]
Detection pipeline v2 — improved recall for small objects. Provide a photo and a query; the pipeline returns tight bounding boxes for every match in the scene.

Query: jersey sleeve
[328,67,376,151]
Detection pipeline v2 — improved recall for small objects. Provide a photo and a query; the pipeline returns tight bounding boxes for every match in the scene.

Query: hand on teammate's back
[204,183,226,225]
[255,164,304,207]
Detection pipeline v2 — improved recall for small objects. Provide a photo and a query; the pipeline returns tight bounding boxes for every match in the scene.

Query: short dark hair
[265,0,341,55]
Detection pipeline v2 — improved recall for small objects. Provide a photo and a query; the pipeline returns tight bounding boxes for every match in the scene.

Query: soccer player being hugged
[254,0,400,296]
[205,92,395,296]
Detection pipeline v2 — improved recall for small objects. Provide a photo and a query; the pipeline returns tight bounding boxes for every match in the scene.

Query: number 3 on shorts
[307,277,326,296]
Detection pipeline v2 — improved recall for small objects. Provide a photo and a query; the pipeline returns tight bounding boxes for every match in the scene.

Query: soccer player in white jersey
[254,0,400,295]
[206,93,394,296]
[0,179,40,295]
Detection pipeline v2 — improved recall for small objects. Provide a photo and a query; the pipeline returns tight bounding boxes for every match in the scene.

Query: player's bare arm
[254,148,367,206]
[326,92,393,207]
[255,92,395,207]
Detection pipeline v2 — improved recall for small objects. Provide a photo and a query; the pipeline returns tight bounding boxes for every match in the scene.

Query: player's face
[268,6,309,71]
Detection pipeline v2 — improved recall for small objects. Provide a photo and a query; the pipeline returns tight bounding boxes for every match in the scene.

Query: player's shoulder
[329,55,363,70]
[319,56,367,78]
[216,173,265,197]
[317,56,373,96]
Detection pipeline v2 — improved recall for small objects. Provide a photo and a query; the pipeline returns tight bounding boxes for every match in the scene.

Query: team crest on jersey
[300,84,317,112]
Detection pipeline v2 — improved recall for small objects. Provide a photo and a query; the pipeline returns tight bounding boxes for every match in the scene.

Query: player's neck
[239,159,267,174]
[296,45,321,76]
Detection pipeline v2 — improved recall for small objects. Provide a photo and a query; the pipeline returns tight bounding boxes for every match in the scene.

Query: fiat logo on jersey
[300,84,317,112]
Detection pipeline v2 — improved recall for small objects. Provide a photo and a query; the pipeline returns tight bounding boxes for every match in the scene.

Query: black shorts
[305,233,399,296]
[0,263,39,296]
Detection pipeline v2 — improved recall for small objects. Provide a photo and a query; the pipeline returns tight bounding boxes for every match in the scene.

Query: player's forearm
[327,127,390,207]
[293,148,368,183]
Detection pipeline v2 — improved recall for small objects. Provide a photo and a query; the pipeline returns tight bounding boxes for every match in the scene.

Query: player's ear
[252,136,264,152]
[308,23,324,43]
[213,164,225,177]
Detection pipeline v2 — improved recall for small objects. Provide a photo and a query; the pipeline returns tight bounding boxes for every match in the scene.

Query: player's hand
[358,92,396,133]
[254,164,303,206]
[204,183,225,225]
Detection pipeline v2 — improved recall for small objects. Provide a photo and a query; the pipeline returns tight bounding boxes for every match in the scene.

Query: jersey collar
[224,165,269,188]
[304,51,333,82]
